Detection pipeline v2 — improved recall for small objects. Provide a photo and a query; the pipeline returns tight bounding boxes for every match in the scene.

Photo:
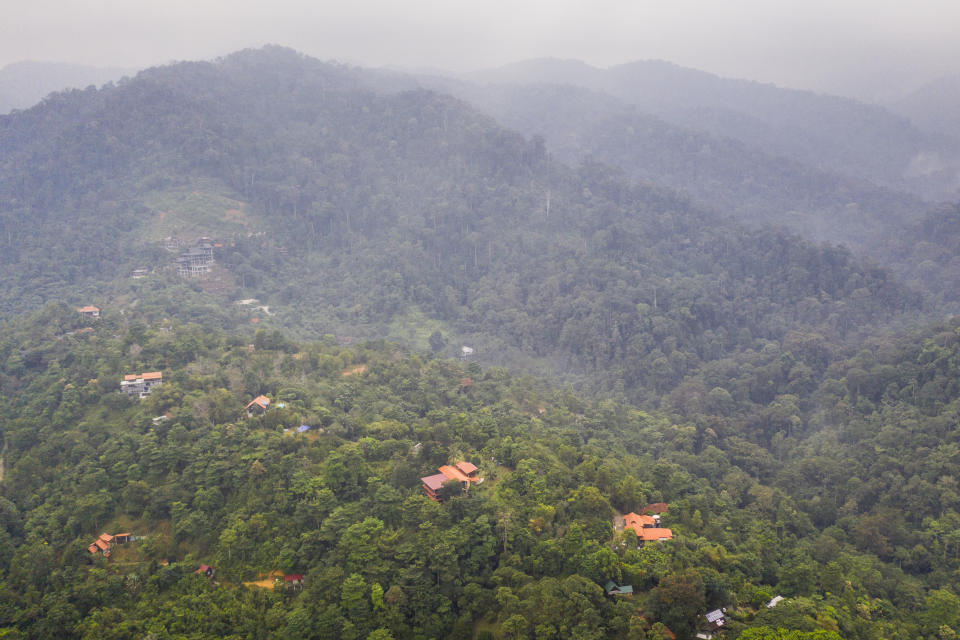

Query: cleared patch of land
[243,570,283,589]
[342,364,367,376]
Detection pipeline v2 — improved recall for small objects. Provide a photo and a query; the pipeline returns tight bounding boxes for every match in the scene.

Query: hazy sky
[3,0,959,99]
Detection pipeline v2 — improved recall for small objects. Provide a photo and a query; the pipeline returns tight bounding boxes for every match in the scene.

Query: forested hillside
[1,304,959,639]
[467,59,960,202]
[889,73,960,139]
[0,47,926,407]
[880,203,960,310]
[396,76,924,249]
[1,46,960,639]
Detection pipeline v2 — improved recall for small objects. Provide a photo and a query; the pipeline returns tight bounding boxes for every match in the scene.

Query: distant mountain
[0,46,922,404]
[889,73,960,140]
[467,58,960,203]
[0,60,135,114]
[391,74,926,250]
[881,202,960,310]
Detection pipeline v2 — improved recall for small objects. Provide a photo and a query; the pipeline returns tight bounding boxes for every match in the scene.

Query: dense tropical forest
[1,46,960,638]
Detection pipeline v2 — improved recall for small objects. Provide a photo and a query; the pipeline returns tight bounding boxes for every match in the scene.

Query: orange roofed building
[246,395,270,416]
[623,510,673,543]
[120,372,163,399]
[87,532,132,557]
[421,461,482,501]
[77,305,100,319]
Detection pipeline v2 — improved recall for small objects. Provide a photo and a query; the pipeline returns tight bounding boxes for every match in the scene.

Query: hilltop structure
[175,237,215,277]
[623,508,673,543]
[421,461,482,501]
[120,372,163,399]
[246,395,270,416]
[87,532,131,557]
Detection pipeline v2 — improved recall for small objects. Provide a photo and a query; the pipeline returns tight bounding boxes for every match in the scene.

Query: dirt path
[243,570,282,589]
[341,364,367,376]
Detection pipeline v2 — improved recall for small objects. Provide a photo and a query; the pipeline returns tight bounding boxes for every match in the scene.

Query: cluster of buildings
[120,371,163,399]
[87,532,131,557]
[420,461,482,501]
[622,502,673,543]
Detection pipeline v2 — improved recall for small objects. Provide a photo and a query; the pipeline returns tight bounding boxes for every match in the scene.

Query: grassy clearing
[385,306,454,352]
[140,180,259,241]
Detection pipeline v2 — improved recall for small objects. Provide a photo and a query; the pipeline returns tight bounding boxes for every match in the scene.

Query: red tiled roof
[455,461,478,475]
[284,574,303,582]
[88,544,99,554]
[141,372,162,380]
[95,539,110,551]
[99,533,114,542]
[623,513,657,530]
[114,532,131,538]
[421,473,448,492]
[439,465,471,483]
[123,374,138,381]
[634,527,673,541]
[196,564,212,574]
[246,395,270,410]
[77,306,99,313]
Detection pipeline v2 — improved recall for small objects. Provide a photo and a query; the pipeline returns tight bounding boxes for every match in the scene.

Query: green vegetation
[1,46,960,638]
[140,182,261,242]
[0,305,959,639]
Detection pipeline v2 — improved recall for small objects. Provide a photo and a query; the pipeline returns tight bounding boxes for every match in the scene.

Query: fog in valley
[4,0,960,102]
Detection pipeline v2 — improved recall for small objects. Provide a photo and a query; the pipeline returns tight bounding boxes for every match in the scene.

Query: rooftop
[705,609,726,623]
[634,527,673,542]
[438,464,471,483]
[421,473,448,492]
[455,461,478,475]
[246,395,270,410]
[623,512,657,529]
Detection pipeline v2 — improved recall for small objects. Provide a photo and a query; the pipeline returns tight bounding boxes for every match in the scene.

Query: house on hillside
[87,532,132,557]
[623,511,673,543]
[120,372,163,399]
[604,581,634,596]
[246,395,270,416]
[88,533,114,557]
[695,608,727,638]
[196,564,215,579]
[175,238,216,278]
[421,461,482,501]
[77,305,100,319]
[460,346,474,360]
[284,574,304,591]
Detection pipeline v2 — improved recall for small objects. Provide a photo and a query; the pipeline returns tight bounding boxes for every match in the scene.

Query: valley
[0,46,959,639]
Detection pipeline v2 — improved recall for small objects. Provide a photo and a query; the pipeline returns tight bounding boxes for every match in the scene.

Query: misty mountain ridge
[0,46,928,398]
[464,57,960,202]
[5,45,960,638]
[889,72,960,139]
[387,72,926,250]
[0,60,135,114]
